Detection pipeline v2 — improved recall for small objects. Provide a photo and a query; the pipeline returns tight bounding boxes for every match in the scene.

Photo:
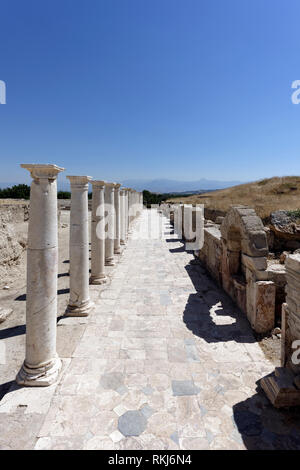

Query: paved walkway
[1,209,300,450]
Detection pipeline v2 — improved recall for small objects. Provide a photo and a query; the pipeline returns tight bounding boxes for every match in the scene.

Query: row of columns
[16,164,143,386]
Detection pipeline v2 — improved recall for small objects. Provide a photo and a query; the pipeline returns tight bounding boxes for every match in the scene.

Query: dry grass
[167,176,300,221]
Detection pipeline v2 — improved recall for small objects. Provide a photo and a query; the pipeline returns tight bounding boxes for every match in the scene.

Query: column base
[16,356,62,387]
[114,247,121,254]
[105,258,115,266]
[260,367,300,408]
[65,299,94,317]
[89,275,107,285]
[120,240,125,245]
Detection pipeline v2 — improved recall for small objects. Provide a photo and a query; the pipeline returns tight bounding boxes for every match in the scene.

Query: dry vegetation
[167,176,300,221]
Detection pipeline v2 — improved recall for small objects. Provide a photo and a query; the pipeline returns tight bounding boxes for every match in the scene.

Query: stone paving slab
[1,209,300,449]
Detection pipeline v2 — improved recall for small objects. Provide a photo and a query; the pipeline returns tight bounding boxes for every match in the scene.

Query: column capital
[104,182,117,191]
[21,163,65,180]
[91,180,106,188]
[67,175,92,186]
[113,183,122,190]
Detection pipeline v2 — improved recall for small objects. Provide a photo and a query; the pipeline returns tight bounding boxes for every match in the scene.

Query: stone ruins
[15,164,142,387]
[163,202,300,408]
[1,167,300,449]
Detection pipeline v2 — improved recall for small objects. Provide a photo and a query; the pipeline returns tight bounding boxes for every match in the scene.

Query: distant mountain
[121,178,243,193]
[0,178,243,193]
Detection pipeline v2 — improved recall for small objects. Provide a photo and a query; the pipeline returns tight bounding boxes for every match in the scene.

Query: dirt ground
[256,334,281,365]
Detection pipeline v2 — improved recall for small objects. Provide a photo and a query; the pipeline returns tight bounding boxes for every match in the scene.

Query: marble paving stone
[3,210,300,450]
[118,410,148,437]
[172,380,200,396]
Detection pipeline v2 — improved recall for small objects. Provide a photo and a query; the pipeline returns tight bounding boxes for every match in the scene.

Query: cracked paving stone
[142,386,154,396]
[100,372,124,392]
[170,431,179,445]
[171,380,200,396]
[140,404,154,419]
[118,410,148,437]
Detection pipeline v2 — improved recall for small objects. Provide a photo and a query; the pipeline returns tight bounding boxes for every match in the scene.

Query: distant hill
[167,176,300,221]
[121,178,242,193]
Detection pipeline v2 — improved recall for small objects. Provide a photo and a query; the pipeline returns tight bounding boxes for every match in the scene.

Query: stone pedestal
[90,180,107,284]
[65,176,94,317]
[16,164,64,387]
[105,182,115,266]
[114,183,121,254]
[261,254,300,407]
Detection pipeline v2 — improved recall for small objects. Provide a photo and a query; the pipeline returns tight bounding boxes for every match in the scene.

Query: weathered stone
[65,176,93,317]
[16,164,64,387]
[171,380,199,396]
[0,307,13,323]
[118,410,148,437]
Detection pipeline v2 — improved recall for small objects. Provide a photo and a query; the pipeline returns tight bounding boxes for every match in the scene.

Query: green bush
[0,184,30,199]
[287,209,300,220]
[57,191,71,199]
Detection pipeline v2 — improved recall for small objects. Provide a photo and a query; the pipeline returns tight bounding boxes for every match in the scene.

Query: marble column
[114,183,121,254]
[90,180,107,284]
[120,189,126,245]
[65,176,94,316]
[124,189,129,239]
[128,189,134,226]
[104,182,115,266]
[16,164,64,387]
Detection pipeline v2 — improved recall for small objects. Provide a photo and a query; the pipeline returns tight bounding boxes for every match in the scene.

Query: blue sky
[0,0,300,188]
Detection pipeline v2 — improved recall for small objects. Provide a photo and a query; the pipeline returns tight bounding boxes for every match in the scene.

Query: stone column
[123,188,131,234]
[90,180,107,284]
[124,189,129,239]
[120,189,126,245]
[65,176,93,316]
[140,192,143,214]
[114,183,121,254]
[16,164,64,387]
[104,182,115,266]
[128,189,135,225]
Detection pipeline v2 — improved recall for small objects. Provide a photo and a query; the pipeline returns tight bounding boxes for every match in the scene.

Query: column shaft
[114,184,121,254]
[105,183,115,266]
[120,189,126,245]
[66,176,93,316]
[16,164,64,387]
[90,180,107,284]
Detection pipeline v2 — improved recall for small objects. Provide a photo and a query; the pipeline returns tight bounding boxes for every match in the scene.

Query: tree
[0,184,30,199]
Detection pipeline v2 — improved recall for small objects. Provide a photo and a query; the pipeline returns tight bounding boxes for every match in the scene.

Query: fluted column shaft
[105,182,115,266]
[16,163,64,387]
[90,180,107,284]
[66,176,93,316]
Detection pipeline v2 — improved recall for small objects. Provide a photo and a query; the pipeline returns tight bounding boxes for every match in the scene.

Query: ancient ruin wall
[0,202,29,285]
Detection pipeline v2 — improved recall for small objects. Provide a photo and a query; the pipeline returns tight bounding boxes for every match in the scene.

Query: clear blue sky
[0,0,300,187]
